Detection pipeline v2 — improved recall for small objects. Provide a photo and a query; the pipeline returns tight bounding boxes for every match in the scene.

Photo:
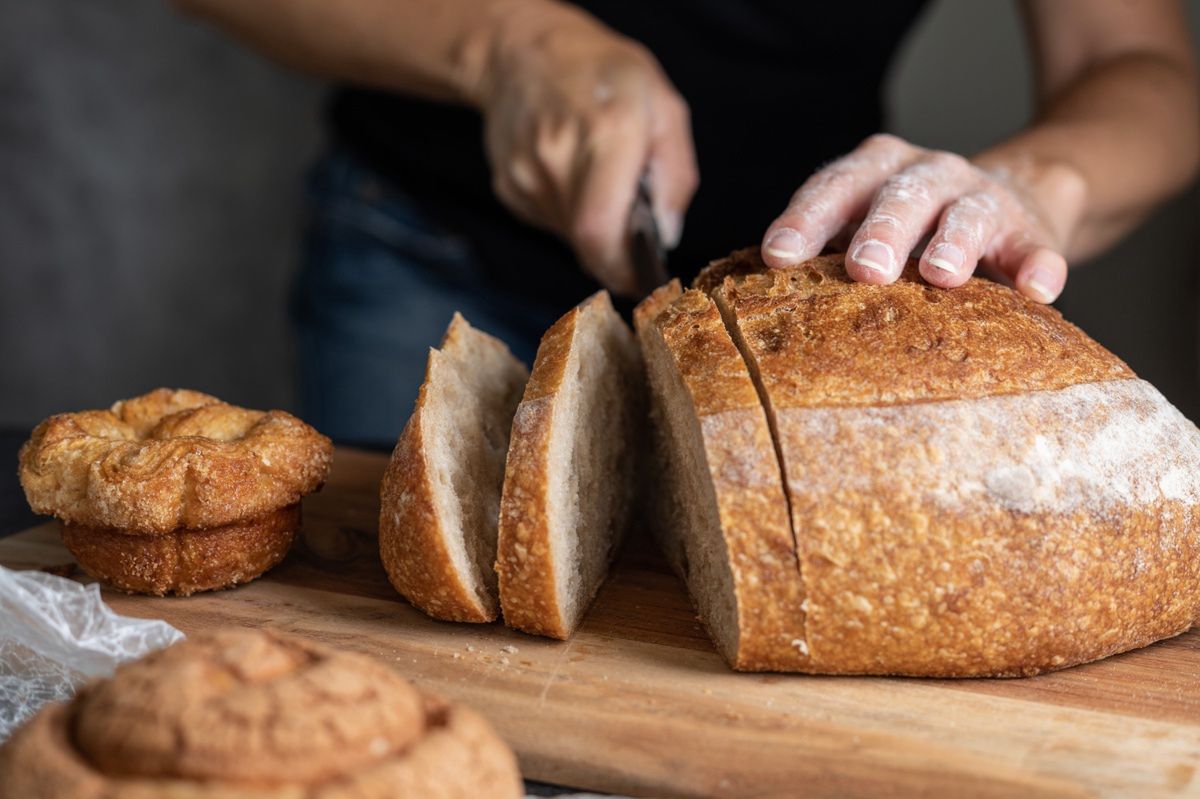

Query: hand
[760,134,1086,303]
[475,7,698,295]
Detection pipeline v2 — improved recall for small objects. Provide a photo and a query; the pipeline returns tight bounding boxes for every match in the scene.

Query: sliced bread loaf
[496,291,643,639]
[702,248,1200,676]
[379,313,528,622]
[633,282,808,670]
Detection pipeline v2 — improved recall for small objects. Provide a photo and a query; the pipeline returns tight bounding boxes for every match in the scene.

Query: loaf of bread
[0,629,523,798]
[497,291,644,639]
[634,282,807,669]
[379,314,528,622]
[637,249,1200,676]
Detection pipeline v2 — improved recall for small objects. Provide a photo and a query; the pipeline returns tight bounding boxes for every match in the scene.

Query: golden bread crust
[778,382,1200,676]
[380,410,495,622]
[635,283,808,670]
[19,388,333,533]
[702,249,1132,407]
[379,313,528,623]
[496,300,580,639]
[695,250,1200,676]
[0,629,523,799]
[61,504,299,596]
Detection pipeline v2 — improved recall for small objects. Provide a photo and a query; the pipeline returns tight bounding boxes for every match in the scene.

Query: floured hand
[760,134,1086,304]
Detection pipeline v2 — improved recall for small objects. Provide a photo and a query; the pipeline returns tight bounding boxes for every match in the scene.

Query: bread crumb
[499,656,510,666]
[465,644,476,653]
[501,644,519,654]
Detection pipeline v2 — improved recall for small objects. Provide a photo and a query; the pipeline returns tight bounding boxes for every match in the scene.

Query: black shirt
[329,1,927,311]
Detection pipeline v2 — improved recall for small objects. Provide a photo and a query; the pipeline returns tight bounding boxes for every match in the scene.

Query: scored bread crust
[705,249,1133,407]
[379,314,528,623]
[634,282,809,670]
[0,629,523,799]
[703,249,1200,676]
[61,504,299,596]
[19,388,333,533]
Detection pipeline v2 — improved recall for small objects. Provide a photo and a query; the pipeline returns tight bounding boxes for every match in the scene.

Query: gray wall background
[2,1,1198,429]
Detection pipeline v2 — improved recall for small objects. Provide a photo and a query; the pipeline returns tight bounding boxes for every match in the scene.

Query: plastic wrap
[0,564,183,741]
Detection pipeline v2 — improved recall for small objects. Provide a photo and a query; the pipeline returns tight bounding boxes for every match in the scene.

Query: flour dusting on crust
[786,379,1200,515]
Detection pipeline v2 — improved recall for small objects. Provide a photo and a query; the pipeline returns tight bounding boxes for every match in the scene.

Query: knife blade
[628,174,670,297]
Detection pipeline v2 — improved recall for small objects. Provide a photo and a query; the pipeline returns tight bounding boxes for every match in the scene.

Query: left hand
[760,134,1085,304]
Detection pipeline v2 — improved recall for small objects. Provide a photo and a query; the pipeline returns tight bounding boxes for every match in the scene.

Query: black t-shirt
[329,1,927,310]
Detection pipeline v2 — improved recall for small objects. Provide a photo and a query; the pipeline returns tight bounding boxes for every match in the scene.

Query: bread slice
[704,248,1200,676]
[379,313,528,622]
[496,291,643,639]
[633,282,808,670]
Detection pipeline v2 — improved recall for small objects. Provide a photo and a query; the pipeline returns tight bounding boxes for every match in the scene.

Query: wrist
[453,0,601,108]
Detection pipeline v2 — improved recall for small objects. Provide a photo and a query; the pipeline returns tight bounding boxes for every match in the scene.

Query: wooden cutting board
[2,447,1198,798]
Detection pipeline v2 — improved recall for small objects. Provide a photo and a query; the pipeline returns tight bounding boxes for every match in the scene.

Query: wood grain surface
[2,448,1198,798]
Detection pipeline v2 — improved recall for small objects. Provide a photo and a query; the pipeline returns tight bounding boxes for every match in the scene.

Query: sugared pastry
[0,629,524,799]
[18,388,333,595]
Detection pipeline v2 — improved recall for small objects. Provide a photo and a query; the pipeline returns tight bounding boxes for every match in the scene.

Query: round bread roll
[18,388,333,595]
[0,629,523,799]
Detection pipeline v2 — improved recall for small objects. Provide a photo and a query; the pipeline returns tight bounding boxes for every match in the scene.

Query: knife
[628,174,670,297]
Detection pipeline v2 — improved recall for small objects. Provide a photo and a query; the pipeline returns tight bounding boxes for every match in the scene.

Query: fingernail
[658,210,683,249]
[1023,268,1060,303]
[926,242,964,275]
[850,239,895,276]
[764,228,806,261]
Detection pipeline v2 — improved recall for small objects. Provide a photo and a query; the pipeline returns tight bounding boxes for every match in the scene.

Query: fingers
[761,134,914,268]
[990,235,1068,304]
[845,152,974,284]
[491,154,561,232]
[646,94,698,249]
[568,109,648,295]
[918,192,1000,289]
[488,112,568,232]
[765,134,1071,303]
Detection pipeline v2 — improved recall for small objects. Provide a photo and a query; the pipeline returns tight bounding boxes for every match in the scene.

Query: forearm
[174,0,590,106]
[975,46,1200,262]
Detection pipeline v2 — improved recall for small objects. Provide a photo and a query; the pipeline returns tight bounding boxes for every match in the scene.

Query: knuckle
[862,132,906,153]
[956,191,1000,216]
[507,158,537,190]
[863,210,907,233]
[804,164,856,198]
[940,199,995,249]
[879,171,931,206]
[589,110,642,147]
[926,150,971,176]
[665,93,691,125]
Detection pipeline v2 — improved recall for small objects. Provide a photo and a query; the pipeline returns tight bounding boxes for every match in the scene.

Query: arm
[761,0,1199,303]
[176,0,698,295]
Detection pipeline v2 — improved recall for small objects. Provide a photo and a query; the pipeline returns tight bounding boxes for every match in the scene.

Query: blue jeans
[291,151,559,448]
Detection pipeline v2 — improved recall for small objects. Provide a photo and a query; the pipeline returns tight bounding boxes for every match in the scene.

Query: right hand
[473,5,698,295]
